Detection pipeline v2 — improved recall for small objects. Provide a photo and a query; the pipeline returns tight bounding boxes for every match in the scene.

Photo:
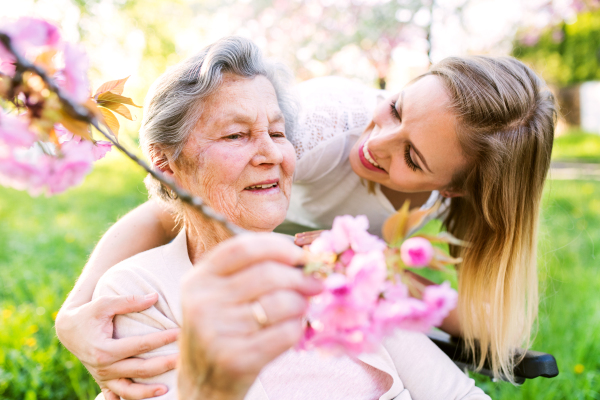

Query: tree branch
[0,32,246,236]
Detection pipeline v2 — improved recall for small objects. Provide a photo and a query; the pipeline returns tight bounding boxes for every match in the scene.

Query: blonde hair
[425,56,556,381]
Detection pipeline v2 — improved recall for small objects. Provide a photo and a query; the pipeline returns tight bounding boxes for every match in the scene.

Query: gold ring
[250,301,268,328]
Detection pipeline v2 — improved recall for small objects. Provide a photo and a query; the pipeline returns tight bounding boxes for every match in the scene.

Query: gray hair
[140,36,299,202]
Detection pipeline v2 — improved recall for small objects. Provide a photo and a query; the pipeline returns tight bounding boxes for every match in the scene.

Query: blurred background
[1,0,600,399]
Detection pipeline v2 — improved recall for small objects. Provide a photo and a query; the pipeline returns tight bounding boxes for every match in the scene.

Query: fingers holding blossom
[179,234,324,399]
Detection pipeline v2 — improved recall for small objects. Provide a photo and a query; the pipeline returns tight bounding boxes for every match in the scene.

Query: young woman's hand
[178,234,323,400]
[56,294,179,400]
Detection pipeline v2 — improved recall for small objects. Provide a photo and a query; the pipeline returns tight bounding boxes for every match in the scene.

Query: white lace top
[282,76,443,237]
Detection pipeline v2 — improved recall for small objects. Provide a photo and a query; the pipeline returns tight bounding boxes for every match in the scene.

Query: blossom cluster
[299,215,457,355]
[0,17,112,196]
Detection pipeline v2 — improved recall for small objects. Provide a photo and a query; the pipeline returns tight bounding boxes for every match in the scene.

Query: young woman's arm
[55,200,180,400]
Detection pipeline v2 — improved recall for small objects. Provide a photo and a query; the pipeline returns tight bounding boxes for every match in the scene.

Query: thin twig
[0,32,246,236]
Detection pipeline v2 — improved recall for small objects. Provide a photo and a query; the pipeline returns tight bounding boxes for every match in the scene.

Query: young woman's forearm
[64,200,179,308]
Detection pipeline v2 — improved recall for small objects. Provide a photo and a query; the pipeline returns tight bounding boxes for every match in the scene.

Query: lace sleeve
[291,76,387,160]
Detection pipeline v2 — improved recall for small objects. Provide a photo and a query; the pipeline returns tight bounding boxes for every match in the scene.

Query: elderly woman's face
[173,74,295,232]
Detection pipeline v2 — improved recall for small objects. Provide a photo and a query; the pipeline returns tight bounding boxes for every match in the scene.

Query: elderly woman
[88,37,490,400]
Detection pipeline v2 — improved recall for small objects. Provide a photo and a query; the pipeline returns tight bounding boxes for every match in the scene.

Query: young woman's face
[349,75,468,196]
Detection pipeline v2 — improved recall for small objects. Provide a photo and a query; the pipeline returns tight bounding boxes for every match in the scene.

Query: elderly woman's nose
[251,133,284,166]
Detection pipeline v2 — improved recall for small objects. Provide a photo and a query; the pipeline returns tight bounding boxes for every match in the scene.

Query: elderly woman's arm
[56,200,180,400]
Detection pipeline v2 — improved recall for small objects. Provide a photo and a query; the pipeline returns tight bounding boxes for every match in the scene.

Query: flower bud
[400,237,434,268]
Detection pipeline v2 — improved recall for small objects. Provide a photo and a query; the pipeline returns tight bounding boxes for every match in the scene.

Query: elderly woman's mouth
[244,180,280,193]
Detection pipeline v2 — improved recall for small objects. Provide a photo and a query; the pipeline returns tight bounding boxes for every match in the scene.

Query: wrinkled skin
[163,73,295,237]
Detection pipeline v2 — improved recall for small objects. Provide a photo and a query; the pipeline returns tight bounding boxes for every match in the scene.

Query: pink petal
[92,141,112,161]
[400,237,434,267]
[0,114,37,147]
[61,42,89,102]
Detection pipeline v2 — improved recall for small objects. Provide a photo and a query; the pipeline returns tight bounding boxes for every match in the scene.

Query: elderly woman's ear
[148,144,175,177]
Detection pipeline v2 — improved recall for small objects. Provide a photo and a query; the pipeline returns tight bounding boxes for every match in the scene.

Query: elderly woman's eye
[270,132,285,138]
[224,133,243,140]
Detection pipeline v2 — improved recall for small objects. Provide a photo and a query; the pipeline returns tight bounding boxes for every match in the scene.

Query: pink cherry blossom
[346,251,387,304]
[300,272,377,355]
[61,43,90,102]
[46,139,94,194]
[338,248,355,266]
[0,114,37,147]
[310,215,386,255]
[0,156,48,196]
[0,60,15,76]
[400,237,434,267]
[300,215,458,356]
[0,17,61,75]
[375,281,457,334]
[422,282,458,327]
[92,141,112,161]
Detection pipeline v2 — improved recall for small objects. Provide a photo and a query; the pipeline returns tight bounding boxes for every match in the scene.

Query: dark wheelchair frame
[427,330,559,384]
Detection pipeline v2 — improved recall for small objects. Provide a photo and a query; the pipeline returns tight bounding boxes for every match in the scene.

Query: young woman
[56,55,555,399]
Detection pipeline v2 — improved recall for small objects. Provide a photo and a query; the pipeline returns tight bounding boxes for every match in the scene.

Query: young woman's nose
[369,127,402,157]
[251,131,283,166]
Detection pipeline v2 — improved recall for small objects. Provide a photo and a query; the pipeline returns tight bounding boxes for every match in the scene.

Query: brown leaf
[34,50,58,75]
[406,199,442,233]
[382,200,411,245]
[97,92,141,107]
[99,108,120,137]
[97,101,133,120]
[94,76,130,97]
[82,98,104,121]
[60,111,92,141]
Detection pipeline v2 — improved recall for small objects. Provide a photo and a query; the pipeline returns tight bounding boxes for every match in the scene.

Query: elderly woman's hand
[56,294,179,400]
[178,234,323,400]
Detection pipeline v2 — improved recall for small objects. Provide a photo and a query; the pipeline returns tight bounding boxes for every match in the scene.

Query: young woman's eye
[404,144,421,172]
[390,101,401,121]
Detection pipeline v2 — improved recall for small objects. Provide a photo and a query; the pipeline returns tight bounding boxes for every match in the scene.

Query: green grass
[1,155,600,398]
[0,152,148,400]
[553,129,600,163]
[476,180,600,399]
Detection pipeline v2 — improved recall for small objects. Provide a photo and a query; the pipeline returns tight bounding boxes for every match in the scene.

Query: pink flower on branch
[310,214,386,255]
[400,236,434,267]
[0,114,37,148]
[0,17,62,76]
[0,156,47,195]
[46,139,94,195]
[92,141,112,161]
[61,43,90,103]
[301,215,458,356]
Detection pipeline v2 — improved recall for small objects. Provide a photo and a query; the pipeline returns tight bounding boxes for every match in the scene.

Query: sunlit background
[1,1,600,399]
